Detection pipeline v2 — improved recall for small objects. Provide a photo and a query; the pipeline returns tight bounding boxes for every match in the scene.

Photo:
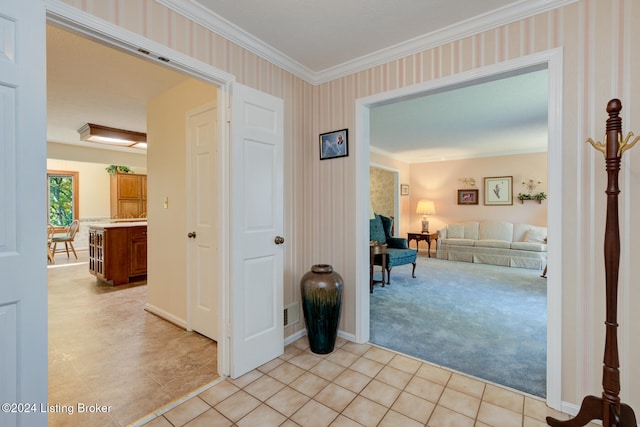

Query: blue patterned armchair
[370,214,417,284]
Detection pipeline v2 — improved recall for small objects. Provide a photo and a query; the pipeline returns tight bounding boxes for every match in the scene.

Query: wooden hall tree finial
[587,98,640,158]
[547,99,637,427]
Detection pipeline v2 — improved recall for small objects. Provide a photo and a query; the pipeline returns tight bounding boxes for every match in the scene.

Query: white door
[230,83,284,377]
[187,103,219,341]
[0,1,48,426]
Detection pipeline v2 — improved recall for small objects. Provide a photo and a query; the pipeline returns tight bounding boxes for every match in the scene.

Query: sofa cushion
[475,239,511,249]
[443,238,474,247]
[462,222,479,240]
[479,221,514,242]
[387,236,409,249]
[523,227,547,244]
[511,241,547,252]
[447,224,464,238]
[513,223,547,242]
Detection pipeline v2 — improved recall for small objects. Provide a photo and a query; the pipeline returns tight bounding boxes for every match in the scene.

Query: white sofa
[436,220,547,269]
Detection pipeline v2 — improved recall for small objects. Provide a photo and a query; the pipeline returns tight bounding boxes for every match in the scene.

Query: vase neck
[311,264,333,274]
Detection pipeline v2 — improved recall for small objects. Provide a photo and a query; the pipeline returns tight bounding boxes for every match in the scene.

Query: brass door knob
[274,236,285,245]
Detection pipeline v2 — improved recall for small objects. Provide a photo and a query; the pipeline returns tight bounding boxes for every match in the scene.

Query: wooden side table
[369,241,387,293]
[407,232,438,257]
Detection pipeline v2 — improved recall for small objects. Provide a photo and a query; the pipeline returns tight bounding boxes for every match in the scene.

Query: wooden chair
[47,224,55,264]
[51,219,80,259]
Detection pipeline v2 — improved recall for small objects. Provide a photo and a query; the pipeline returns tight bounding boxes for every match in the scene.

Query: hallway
[48,251,218,426]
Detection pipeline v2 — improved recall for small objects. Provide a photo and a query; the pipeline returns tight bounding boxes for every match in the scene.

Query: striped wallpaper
[59,0,640,411]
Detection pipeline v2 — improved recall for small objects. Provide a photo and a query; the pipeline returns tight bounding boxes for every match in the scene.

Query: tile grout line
[128,376,225,426]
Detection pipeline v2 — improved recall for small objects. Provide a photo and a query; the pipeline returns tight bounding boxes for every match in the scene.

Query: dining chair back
[51,219,80,259]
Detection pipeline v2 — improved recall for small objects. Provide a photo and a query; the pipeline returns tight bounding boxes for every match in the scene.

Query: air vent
[284,302,300,326]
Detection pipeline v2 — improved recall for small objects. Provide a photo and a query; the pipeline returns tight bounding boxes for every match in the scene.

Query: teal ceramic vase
[300,264,343,354]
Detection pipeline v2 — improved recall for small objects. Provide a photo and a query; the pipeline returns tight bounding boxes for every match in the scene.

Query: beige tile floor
[49,250,594,427]
[48,250,218,426]
[136,337,597,427]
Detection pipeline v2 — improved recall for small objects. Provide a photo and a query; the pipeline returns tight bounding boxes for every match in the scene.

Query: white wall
[409,152,548,232]
[146,79,217,324]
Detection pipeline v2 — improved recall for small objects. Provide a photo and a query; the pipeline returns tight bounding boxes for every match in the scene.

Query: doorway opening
[356,48,563,409]
[45,14,229,424]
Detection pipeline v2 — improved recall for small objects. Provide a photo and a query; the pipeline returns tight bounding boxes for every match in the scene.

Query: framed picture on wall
[484,176,513,205]
[457,189,478,205]
[400,184,409,196]
[319,129,348,160]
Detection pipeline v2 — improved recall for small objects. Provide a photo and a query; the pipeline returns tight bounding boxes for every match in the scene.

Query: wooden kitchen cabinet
[110,172,147,218]
[89,223,147,285]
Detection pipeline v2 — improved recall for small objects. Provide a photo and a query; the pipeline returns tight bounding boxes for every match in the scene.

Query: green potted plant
[105,165,133,176]
[518,192,547,203]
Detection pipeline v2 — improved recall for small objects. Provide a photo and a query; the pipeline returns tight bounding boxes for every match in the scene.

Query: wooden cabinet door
[118,199,142,218]
[129,227,147,276]
[117,174,142,199]
[111,173,147,218]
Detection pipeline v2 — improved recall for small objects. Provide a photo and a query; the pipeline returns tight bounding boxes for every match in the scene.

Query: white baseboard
[337,329,356,343]
[284,328,357,346]
[559,401,580,417]
[284,329,306,346]
[144,303,187,329]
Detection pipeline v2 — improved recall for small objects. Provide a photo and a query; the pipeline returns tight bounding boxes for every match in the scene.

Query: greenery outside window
[47,170,79,227]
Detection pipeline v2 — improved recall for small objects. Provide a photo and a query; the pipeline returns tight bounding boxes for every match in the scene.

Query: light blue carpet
[370,255,547,397]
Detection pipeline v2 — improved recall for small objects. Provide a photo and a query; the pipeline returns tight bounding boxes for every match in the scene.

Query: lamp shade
[416,200,436,215]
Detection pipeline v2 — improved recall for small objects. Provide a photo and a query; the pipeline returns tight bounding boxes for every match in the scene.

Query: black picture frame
[319,129,348,160]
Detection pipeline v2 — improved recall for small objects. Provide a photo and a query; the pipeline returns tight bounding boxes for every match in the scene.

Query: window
[47,170,79,227]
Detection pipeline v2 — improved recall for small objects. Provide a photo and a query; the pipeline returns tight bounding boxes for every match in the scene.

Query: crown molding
[319,0,577,84]
[155,0,316,81]
[159,0,578,85]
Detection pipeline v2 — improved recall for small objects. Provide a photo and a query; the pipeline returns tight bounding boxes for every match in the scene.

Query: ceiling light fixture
[78,123,147,149]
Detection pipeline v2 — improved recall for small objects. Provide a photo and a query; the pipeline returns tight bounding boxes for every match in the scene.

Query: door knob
[274,236,285,245]
[187,231,196,238]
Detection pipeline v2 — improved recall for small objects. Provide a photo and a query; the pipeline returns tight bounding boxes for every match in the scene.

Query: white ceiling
[46,0,562,159]
[174,0,518,73]
[370,68,548,163]
[46,25,188,150]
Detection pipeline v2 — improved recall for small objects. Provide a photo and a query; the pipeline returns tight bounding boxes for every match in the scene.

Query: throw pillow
[523,227,547,243]
[448,224,464,239]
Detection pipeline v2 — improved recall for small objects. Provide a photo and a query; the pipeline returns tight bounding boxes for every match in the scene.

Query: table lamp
[416,200,435,233]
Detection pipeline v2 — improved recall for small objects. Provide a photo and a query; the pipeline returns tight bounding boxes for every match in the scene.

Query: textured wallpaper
[369,167,394,218]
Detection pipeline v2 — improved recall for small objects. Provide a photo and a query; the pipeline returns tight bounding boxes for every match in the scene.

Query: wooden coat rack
[547,99,638,427]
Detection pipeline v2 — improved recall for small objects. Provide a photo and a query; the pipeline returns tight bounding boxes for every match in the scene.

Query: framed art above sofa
[484,176,513,205]
[458,189,478,205]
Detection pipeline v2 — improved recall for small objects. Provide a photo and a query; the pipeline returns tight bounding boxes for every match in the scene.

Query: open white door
[230,83,284,378]
[187,103,219,341]
[0,1,48,426]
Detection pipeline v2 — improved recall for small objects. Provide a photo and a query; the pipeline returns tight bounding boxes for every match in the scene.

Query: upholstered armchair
[370,214,417,284]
